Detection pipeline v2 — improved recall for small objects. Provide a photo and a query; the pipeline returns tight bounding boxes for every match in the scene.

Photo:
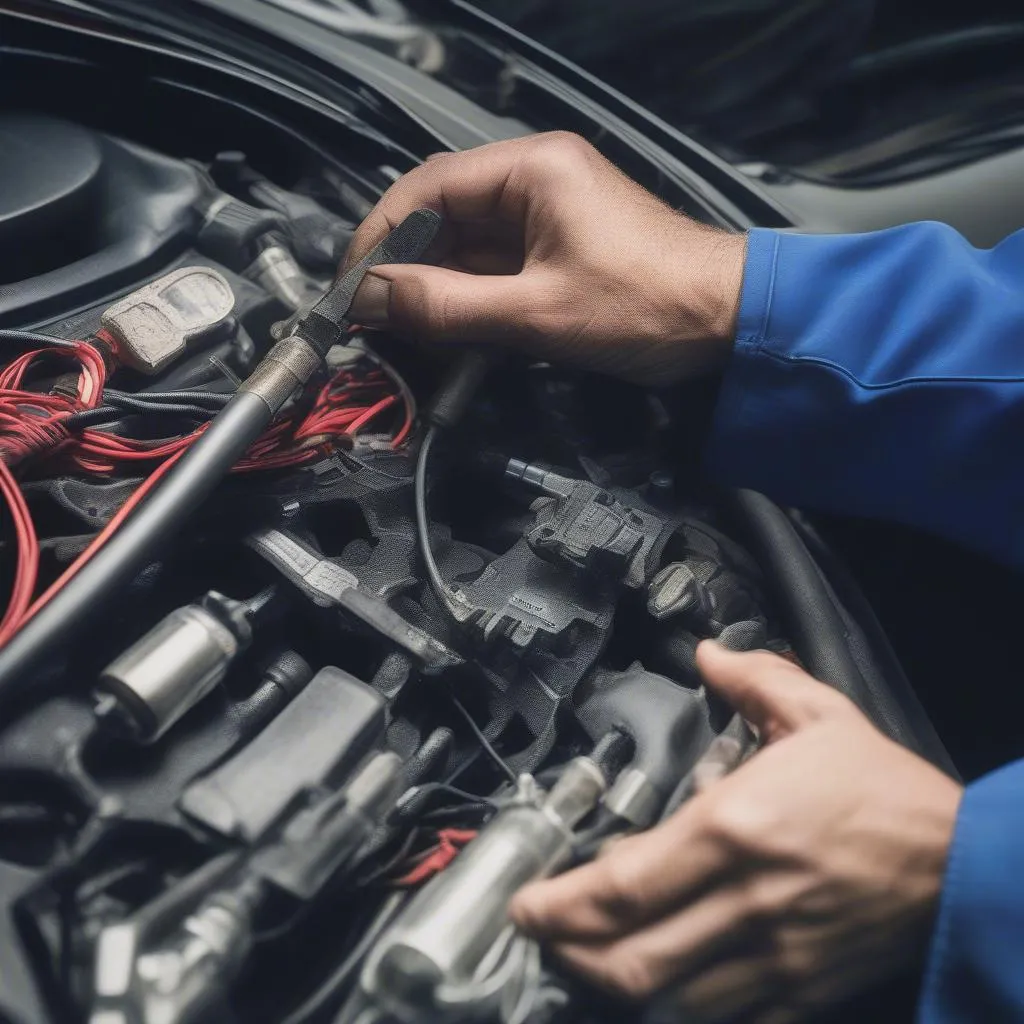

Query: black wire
[280,893,406,1024]
[0,328,76,349]
[570,808,629,864]
[417,804,494,827]
[102,393,224,420]
[63,389,233,431]
[448,693,517,785]
[393,782,497,824]
[62,407,121,430]
[105,388,231,408]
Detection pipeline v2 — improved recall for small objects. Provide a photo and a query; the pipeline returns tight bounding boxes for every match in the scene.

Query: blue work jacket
[709,222,1024,1022]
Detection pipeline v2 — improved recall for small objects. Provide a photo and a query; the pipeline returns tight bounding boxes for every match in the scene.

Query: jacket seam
[754,347,1024,391]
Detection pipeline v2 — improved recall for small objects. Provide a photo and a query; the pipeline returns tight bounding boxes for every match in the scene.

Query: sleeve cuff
[704,228,788,492]
[734,227,780,348]
[918,760,1024,1021]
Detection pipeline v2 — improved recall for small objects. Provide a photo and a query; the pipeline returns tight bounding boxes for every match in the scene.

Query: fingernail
[349,271,391,327]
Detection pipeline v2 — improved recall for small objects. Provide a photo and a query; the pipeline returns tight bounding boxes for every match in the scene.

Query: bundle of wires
[0,328,414,646]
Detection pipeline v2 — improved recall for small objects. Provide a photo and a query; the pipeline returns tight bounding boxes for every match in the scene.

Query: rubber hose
[0,391,273,708]
[727,488,919,748]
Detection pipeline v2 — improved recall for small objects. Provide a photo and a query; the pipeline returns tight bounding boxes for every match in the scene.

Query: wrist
[657,227,745,378]
[699,230,747,346]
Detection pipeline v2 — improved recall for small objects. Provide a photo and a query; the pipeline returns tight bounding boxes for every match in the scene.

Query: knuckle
[601,951,659,1000]
[526,131,594,178]
[821,687,859,718]
[390,274,438,334]
[520,274,580,341]
[741,878,785,926]
[593,850,645,922]
[698,794,766,851]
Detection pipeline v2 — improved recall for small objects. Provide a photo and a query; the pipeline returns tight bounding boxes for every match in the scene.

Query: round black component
[0,114,102,283]
[646,469,676,507]
[0,115,202,326]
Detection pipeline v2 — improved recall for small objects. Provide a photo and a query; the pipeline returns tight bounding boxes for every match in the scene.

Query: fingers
[545,886,757,1001]
[345,138,534,268]
[349,264,529,345]
[510,816,727,942]
[670,950,786,1023]
[695,643,854,742]
[349,259,577,349]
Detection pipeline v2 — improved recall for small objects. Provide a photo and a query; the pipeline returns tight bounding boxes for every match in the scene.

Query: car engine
[0,19,951,1024]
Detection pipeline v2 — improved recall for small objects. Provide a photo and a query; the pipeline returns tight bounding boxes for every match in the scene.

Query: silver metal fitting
[603,767,661,829]
[250,245,322,311]
[360,761,606,1021]
[95,592,251,743]
[238,335,322,414]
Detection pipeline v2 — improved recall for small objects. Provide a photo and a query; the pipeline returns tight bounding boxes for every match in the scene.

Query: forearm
[707,223,1024,566]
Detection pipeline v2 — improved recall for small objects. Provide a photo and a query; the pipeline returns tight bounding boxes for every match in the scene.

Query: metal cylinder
[97,599,249,742]
[363,761,605,1015]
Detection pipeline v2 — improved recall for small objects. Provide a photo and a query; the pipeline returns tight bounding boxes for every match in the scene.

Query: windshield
[443,0,1024,184]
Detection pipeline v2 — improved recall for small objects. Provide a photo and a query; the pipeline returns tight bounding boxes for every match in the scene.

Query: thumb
[349,264,529,345]
[695,641,854,743]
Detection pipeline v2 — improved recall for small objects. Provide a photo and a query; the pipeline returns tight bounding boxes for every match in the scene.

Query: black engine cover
[0,113,202,327]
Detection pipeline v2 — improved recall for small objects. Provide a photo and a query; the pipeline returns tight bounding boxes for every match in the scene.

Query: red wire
[392,829,478,887]
[0,461,39,645]
[344,394,400,436]
[20,444,190,626]
[2,340,414,638]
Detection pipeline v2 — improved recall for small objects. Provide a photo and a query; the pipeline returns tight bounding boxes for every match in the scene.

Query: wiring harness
[0,327,413,647]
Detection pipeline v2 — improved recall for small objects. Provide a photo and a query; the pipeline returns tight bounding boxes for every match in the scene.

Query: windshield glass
[463,0,1024,184]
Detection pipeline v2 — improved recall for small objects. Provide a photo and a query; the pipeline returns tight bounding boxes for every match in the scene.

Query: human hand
[346,132,745,384]
[510,643,962,1023]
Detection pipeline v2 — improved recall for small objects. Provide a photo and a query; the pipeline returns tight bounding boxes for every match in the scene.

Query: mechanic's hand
[510,643,962,1023]
[346,132,745,384]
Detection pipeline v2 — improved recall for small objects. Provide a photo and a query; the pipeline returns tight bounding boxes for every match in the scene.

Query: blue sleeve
[707,222,1024,567]
[707,225,1024,1021]
[917,760,1024,1023]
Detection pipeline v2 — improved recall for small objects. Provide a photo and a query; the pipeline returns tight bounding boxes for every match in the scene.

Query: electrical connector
[505,460,670,589]
[100,267,236,375]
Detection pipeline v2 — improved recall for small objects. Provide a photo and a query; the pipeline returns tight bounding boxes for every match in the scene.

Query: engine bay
[0,18,951,1024]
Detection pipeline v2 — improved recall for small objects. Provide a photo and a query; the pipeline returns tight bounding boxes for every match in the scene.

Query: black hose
[786,509,958,777]
[400,726,455,788]
[0,391,273,708]
[727,488,922,750]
